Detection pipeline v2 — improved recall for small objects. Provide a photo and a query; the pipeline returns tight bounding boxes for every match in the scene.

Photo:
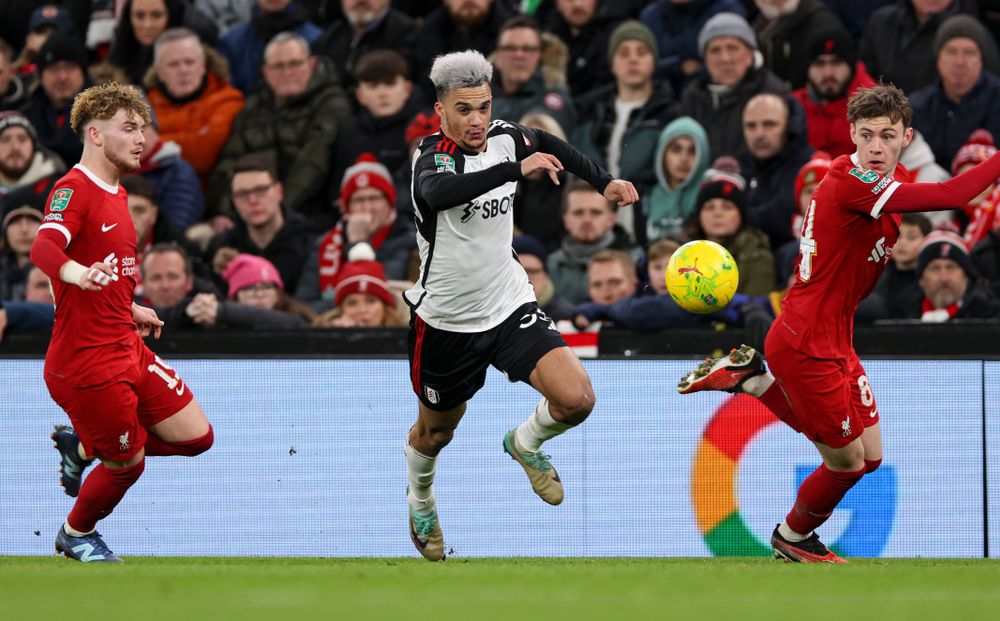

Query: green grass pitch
[2,557,998,620]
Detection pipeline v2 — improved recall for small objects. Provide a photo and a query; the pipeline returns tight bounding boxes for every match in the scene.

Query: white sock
[741,373,774,398]
[778,521,810,542]
[514,398,572,454]
[404,439,436,512]
[64,522,94,537]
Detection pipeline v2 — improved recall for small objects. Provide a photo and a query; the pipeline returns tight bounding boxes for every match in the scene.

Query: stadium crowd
[2,0,1000,345]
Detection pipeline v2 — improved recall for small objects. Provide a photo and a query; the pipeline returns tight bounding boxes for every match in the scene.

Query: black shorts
[407,302,567,411]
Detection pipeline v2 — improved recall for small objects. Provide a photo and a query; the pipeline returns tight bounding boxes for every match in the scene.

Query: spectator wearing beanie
[907,230,1000,321]
[216,248,315,323]
[861,2,995,95]
[572,19,676,242]
[512,234,574,321]
[1,194,43,301]
[679,12,786,159]
[313,244,405,327]
[791,24,876,158]
[145,28,244,184]
[0,111,64,199]
[755,0,845,89]
[19,31,90,164]
[684,166,776,298]
[296,154,416,308]
[950,130,1000,249]
[639,0,745,96]
[911,15,1000,172]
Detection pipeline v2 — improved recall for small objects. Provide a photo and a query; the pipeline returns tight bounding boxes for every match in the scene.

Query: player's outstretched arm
[884,151,1000,214]
[533,129,615,197]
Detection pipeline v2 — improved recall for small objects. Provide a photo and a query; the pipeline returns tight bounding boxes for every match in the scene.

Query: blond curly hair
[70,82,152,139]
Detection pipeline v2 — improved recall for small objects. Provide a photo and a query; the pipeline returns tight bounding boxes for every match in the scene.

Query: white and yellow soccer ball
[665,240,739,314]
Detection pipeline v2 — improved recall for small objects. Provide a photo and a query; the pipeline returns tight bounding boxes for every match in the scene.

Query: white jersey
[404,120,535,332]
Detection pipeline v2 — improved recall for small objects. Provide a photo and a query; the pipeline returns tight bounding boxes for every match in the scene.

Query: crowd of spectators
[2,0,1000,345]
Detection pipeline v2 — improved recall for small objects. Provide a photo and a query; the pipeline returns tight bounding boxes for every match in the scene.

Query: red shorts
[764,326,879,448]
[45,341,194,461]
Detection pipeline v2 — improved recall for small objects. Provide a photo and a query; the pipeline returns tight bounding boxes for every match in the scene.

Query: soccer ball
[665,240,739,313]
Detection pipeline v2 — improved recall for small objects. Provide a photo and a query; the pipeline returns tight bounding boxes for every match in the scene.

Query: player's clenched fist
[60,261,115,290]
[603,179,639,207]
[520,152,563,185]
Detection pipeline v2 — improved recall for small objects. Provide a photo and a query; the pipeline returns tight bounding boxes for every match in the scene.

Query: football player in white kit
[403,50,639,560]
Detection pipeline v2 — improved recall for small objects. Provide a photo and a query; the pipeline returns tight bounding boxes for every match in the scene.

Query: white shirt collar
[73,163,119,194]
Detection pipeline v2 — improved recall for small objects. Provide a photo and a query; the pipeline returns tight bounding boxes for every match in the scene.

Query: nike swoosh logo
[101,223,118,232]
[869,409,878,418]
[175,382,185,396]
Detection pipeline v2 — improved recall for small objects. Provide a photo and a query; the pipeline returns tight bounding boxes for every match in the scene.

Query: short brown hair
[846,84,912,128]
[562,178,611,213]
[232,153,277,182]
[588,249,636,280]
[354,49,410,84]
[647,238,681,262]
[69,82,152,139]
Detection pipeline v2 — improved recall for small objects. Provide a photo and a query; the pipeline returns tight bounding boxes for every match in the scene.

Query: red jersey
[778,154,906,359]
[36,165,140,387]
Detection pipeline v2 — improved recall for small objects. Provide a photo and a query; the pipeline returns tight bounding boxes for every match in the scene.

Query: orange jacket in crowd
[145,58,244,181]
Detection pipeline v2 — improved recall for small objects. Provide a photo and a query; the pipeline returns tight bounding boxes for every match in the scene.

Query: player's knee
[426,428,455,453]
[864,458,882,474]
[107,456,145,485]
[186,425,214,456]
[552,389,595,426]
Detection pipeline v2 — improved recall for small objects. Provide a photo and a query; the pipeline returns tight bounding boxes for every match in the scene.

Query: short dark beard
[0,154,31,179]
[809,77,849,103]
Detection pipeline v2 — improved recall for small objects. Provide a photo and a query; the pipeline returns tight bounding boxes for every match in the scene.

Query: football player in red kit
[678,85,1000,562]
[30,83,213,562]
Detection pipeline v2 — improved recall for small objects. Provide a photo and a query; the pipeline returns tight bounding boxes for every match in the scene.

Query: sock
[785,464,865,536]
[865,458,882,474]
[144,426,214,457]
[77,442,91,462]
[741,373,774,397]
[514,398,572,453]
[404,439,436,511]
[778,521,810,542]
[758,382,797,427]
[66,459,145,533]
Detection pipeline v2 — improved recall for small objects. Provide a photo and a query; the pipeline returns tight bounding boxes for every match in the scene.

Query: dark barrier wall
[2,323,999,357]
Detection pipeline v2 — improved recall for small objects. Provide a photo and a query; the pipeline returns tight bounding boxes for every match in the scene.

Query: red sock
[67,459,145,533]
[143,426,214,457]
[865,458,882,474]
[759,383,798,429]
[785,464,865,535]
